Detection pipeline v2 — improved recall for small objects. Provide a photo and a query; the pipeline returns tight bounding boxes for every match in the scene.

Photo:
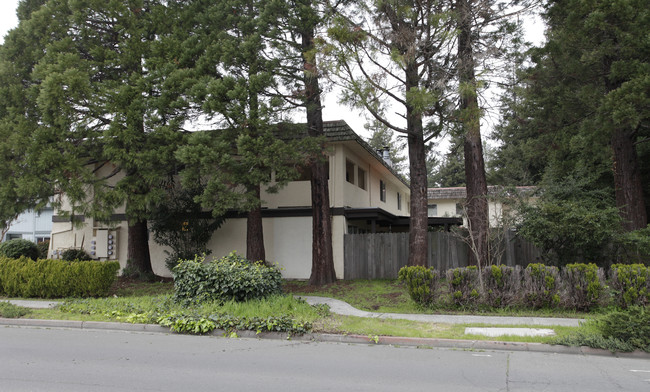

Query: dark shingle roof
[427,186,537,200]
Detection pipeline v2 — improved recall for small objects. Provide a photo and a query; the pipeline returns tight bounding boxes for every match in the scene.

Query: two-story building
[48,121,420,279]
[427,186,537,227]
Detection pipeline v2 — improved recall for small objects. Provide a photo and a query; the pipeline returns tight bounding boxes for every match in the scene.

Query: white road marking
[471,354,492,357]
[630,370,650,373]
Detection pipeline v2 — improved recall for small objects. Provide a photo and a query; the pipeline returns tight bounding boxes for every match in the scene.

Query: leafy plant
[609,263,649,307]
[0,301,30,318]
[522,263,561,308]
[61,248,92,261]
[0,239,40,260]
[172,252,283,304]
[481,265,521,308]
[561,263,607,310]
[149,181,225,271]
[37,240,50,259]
[597,307,650,351]
[398,266,440,307]
[446,267,480,307]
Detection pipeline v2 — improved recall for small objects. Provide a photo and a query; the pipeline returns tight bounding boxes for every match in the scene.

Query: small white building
[2,207,53,243]
[49,121,432,278]
[427,186,536,227]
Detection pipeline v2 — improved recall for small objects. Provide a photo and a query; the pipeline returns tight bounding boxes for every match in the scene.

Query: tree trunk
[457,0,489,267]
[405,63,428,267]
[246,184,266,261]
[126,218,154,277]
[611,129,647,231]
[302,24,336,285]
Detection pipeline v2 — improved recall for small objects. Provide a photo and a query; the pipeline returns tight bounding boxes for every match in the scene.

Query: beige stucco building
[48,121,414,279]
[427,186,536,227]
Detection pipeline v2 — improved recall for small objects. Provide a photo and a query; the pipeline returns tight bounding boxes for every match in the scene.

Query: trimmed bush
[37,240,50,259]
[446,267,480,307]
[398,266,440,306]
[61,248,93,261]
[561,263,607,310]
[481,265,521,308]
[0,239,40,260]
[597,307,650,351]
[172,252,283,304]
[0,257,120,298]
[609,264,649,308]
[522,263,561,308]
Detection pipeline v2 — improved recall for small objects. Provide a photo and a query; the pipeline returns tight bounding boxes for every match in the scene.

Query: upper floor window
[346,160,355,184]
[357,167,366,190]
[428,204,438,217]
[397,192,402,210]
[380,180,386,202]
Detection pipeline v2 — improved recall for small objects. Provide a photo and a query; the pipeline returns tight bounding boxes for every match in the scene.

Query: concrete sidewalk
[298,296,584,327]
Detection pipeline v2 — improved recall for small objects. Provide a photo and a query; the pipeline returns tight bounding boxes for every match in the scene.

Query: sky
[0,1,545,152]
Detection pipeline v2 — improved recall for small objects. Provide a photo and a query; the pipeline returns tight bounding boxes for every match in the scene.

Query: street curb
[2,317,648,359]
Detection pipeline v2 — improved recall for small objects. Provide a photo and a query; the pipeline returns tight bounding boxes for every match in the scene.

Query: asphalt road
[1,327,649,392]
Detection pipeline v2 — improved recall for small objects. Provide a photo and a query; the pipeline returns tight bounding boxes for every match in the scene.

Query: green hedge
[0,257,120,298]
[172,252,283,304]
[399,263,641,311]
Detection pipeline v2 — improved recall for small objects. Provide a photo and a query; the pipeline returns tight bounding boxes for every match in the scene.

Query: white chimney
[382,146,392,167]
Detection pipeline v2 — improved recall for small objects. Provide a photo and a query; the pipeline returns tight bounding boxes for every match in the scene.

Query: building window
[380,180,386,202]
[357,167,366,190]
[456,203,464,216]
[428,204,437,217]
[397,192,402,210]
[346,160,355,184]
[36,237,50,243]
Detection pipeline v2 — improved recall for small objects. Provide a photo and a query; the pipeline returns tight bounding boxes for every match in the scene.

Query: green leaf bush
[172,252,283,304]
[609,264,649,308]
[0,257,120,298]
[0,239,40,260]
[397,266,440,307]
[561,263,607,310]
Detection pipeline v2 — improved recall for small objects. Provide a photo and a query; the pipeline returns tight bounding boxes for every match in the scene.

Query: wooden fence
[343,231,542,279]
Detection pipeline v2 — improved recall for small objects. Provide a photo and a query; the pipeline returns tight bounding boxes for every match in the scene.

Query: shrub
[398,266,440,307]
[446,267,480,307]
[561,263,607,310]
[481,265,521,308]
[0,257,120,298]
[61,248,93,261]
[522,263,561,308]
[609,264,649,308]
[0,239,40,260]
[37,240,50,259]
[597,307,650,351]
[172,252,283,304]
[0,301,30,318]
